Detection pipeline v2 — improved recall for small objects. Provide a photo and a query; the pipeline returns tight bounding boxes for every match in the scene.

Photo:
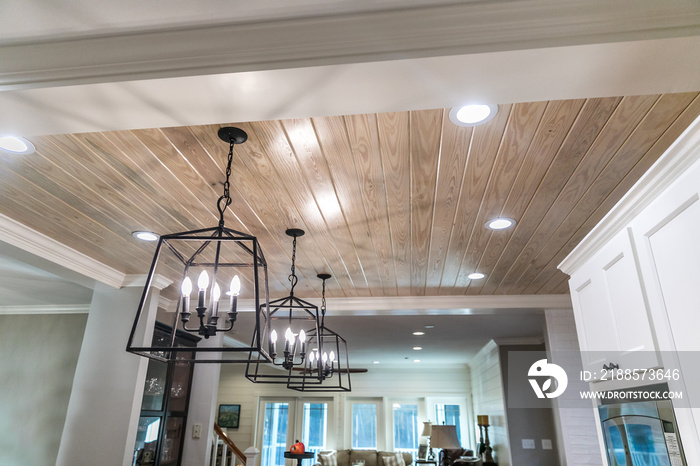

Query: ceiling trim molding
[318,294,572,313]
[494,337,545,346]
[559,114,700,275]
[0,213,125,289]
[0,304,90,315]
[1,1,699,91]
[121,274,173,291]
[230,294,572,314]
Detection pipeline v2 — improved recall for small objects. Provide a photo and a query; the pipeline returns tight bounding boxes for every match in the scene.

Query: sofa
[314,450,413,466]
[438,448,476,466]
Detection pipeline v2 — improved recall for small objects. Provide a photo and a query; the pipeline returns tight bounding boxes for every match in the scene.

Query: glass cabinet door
[603,416,672,466]
[133,323,198,466]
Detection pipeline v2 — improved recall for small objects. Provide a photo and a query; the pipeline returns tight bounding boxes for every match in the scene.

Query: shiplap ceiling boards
[1,93,699,300]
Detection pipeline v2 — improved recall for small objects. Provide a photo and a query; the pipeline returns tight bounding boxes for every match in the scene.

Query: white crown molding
[493,337,546,346]
[0,304,90,315]
[559,114,700,275]
[234,294,572,315]
[0,213,125,288]
[1,0,698,91]
[308,294,572,314]
[121,274,173,290]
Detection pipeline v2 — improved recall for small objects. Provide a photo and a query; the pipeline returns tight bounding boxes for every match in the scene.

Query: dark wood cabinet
[133,323,199,466]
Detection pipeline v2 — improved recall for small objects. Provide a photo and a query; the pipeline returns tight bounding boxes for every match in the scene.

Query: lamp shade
[430,425,461,450]
[421,422,433,437]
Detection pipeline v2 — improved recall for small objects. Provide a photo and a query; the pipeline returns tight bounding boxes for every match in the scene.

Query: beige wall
[0,313,87,466]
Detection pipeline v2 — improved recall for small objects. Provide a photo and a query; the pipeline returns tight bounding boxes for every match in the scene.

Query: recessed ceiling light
[449,104,498,127]
[132,231,159,242]
[486,217,516,230]
[413,359,421,363]
[413,331,425,336]
[413,347,422,351]
[468,272,486,280]
[0,136,35,155]
[373,361,380,364]
[424,325,434,329]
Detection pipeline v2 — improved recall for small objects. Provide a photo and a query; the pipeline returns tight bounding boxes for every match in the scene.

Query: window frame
[257,396,336,466]
[426,397,474,450]
[346,397,384,450]
[390,401,421,459]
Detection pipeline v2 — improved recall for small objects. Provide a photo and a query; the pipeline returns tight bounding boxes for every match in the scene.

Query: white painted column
[544,308,603,466]
[56,280,160,466]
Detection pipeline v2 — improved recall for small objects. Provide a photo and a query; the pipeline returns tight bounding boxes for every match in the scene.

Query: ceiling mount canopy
[126,127,272,364]
[245,228,322,383]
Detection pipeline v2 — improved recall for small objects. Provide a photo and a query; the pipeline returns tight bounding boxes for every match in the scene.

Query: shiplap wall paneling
[469,341,511,466]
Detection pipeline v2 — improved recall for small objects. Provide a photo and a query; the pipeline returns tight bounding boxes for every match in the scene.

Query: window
[259,398,333,466]
[352,403,378,449]
[435,403,463,446]
[302,403,328,456]
[393,403,419,458]
[262,403,289,466]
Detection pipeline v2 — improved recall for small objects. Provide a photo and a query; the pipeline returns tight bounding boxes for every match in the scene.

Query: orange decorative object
[290,440,305,454]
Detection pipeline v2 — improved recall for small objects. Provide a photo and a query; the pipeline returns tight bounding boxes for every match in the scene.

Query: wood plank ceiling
[1,92,699,298]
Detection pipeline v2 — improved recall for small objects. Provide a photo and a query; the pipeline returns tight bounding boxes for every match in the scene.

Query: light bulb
[299,329,306,342]
[197,270,209,290]
[309,352,316,364]
[229,275,241,296]
[271,329,278,343]
[285,328,294,342]
[329,351,336,362]
[181,277,192,296]
[212,283,221,302]
[322,352,328,363]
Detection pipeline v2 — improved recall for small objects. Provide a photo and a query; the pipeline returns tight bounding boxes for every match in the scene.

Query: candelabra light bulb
[197,270,209,290]
[229,275,241,296]
[299,329,306,342]
[329,351,336,362]
[181,277,192,296]
[212,283,221,302]
[270,329,278,343]
[322,352,328,363]
[285,327,294,342]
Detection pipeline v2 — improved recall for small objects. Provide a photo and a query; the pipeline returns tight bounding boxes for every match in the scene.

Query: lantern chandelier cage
[287,273,352,392]
[126,127,273,364]
[245,228,323,384]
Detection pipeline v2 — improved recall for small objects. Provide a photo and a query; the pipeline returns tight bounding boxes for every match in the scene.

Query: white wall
[544,309,603,465]
[468,341,510,466]
[0,313,87,466]
[217,365,473,458]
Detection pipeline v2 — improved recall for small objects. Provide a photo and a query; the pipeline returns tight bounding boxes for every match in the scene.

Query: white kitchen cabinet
[560,115,700,464]
[568,228,659,377]
[629,156,700,462]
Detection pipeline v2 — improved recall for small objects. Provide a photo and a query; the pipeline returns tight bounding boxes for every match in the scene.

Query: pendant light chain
[217,138,235,227]
[288,234,299,294]
[320,277,327,328]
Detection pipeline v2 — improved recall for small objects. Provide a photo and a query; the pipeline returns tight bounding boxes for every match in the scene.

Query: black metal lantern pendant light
[126,127,272,364]
[245,229,322,383]
[287,273,352,392]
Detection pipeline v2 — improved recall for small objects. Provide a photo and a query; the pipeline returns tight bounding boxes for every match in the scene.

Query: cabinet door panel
[569,229,658,375]
[573,275,617,372]
[601,232,658,364]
